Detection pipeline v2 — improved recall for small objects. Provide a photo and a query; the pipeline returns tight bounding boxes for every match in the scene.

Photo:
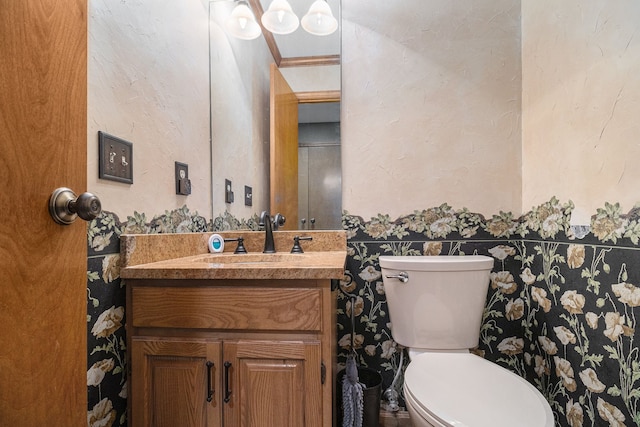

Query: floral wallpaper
[86,199,640,427]
[86,207,263,426]
[339,198,640,427]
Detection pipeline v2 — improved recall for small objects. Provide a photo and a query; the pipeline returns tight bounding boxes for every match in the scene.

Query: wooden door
[223,340,323,427]
[130,337,223,427]
[0,1,88,426]
[269,64,299,229]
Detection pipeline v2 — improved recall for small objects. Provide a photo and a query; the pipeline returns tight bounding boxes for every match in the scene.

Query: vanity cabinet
[126,279,336,427]
[130,337,222,427]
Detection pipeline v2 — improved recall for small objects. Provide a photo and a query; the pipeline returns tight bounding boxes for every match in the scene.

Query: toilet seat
[404,352,554,427]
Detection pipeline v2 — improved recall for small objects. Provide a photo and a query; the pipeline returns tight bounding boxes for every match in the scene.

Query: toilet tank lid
[405,352,554,427]
[379,255,494,271]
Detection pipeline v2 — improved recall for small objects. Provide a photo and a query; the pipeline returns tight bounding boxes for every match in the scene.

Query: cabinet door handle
[206,361,214,402]
[223,361,232,403]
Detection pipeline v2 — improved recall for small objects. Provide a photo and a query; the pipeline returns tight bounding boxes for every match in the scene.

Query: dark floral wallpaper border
[86,199,640,427]
[340,198,640,427]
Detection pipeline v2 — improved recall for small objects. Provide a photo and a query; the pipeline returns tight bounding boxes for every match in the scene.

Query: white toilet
[379,255,554,427]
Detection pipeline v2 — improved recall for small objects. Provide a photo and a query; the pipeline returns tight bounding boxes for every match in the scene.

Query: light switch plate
[98,131,133,184]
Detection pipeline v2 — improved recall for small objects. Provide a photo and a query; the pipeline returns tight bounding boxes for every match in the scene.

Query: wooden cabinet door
[223,340,323,427]
[131,337,222,427]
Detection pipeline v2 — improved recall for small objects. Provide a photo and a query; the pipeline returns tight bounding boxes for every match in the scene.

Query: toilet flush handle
[385,271,409,283]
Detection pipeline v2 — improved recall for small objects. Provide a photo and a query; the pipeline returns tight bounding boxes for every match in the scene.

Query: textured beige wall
[522,1,640,224]
[341,0,522,219]
[89,2,640,224]
[88,0,211,218]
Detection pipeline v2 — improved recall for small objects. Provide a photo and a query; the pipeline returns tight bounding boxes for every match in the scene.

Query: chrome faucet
[259,211,286,253]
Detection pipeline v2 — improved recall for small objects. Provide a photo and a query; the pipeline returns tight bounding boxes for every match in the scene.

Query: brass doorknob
[49,187,102,225]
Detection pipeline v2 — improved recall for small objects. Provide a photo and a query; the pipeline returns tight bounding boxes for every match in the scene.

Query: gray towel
[342,357,364,427]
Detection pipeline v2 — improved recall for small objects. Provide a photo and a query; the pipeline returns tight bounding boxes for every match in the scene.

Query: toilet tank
[379,255,494,350]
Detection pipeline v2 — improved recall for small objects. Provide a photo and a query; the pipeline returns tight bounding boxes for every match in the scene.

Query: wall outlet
[175,162,191,195]
[225,179,234,203]
[244,186,252,206]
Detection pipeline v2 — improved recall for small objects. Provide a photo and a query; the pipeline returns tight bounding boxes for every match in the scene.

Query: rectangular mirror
[209,0,341,229]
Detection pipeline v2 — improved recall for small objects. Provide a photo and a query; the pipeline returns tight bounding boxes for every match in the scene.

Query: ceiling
[216,0,341,123]
[252,0,341,64]
[209,0,340,62]
[252,0,341,124]
[259,0,340,58]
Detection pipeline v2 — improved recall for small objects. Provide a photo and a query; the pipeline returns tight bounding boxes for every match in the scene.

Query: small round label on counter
[208,234,225,253]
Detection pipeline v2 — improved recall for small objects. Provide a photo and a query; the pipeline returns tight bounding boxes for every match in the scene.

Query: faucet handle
[273,213,286,230]
[259,210,270,227]
[224,237,247,254]
[291,236,313,253]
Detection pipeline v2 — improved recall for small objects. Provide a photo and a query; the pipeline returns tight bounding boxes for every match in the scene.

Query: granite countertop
[120,230,347,281]
[121,250,347,280]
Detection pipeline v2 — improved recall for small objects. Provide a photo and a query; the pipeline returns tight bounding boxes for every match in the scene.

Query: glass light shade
[301,0,337,36]
[226,3,261,40]
[261,0,299,35]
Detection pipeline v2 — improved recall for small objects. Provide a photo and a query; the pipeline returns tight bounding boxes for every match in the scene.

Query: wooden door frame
[296,90,340,105]
[270,86,341,230]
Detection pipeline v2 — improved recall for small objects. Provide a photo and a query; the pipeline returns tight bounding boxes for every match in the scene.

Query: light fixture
[261,0,299,35]
[226,1,262,40]
[301,0,337,36]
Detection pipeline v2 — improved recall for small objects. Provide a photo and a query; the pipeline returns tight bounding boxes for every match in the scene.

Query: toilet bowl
[379,256,554,427]
[403,352,554,427]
